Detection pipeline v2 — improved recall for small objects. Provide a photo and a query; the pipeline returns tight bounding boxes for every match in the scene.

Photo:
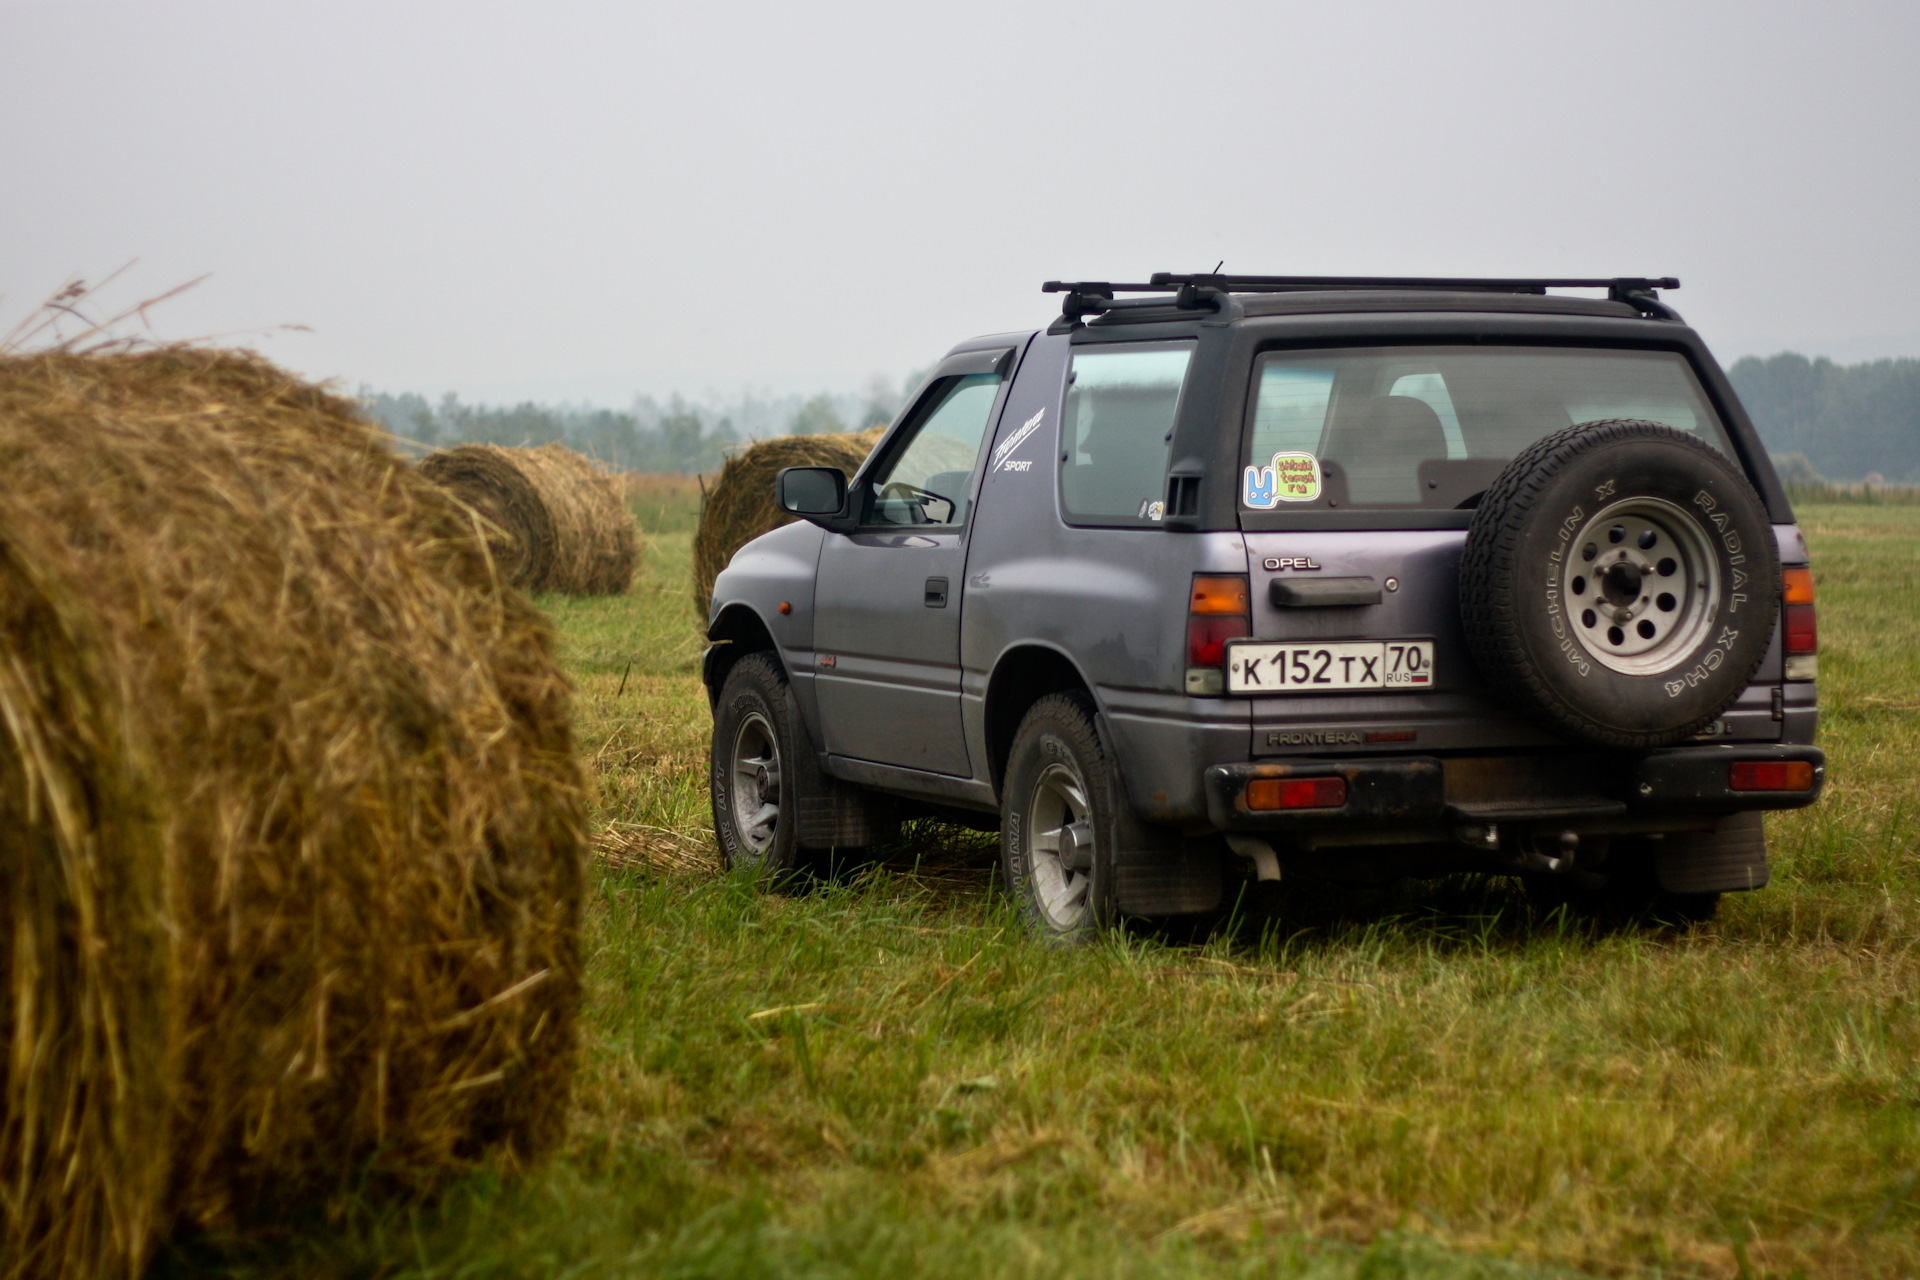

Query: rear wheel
[1001,693,1117,945]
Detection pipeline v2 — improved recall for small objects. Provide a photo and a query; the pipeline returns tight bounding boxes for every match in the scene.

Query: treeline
[1728,353,1920,483]
[361,380,904,473]
[363,352,1920,482]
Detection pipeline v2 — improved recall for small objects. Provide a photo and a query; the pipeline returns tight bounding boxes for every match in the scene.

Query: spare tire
[1459,419,1779,748]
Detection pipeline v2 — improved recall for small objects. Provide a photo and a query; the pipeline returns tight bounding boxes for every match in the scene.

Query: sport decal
[1242,451,1321,508]
[990,407,1045,473]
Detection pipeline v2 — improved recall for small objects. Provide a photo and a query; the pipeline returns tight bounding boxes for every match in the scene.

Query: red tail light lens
[1783,567,1817,655]
[1729,759,1815,792]
[1247,776,1348,811]
[1187,615,1246,667]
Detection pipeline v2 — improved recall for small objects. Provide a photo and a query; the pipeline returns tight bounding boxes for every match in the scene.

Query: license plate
[1226,639,1435,695]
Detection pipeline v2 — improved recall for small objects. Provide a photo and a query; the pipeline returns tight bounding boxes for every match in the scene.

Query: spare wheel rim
[1560,495,1720,676]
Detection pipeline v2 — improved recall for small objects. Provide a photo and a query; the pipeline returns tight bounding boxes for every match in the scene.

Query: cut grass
[173,500,1920,1280]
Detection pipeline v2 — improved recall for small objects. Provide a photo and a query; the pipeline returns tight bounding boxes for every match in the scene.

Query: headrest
[1357,395,1448,457]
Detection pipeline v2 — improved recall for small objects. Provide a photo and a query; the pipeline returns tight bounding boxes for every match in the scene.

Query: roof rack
[1040,273,1682,325]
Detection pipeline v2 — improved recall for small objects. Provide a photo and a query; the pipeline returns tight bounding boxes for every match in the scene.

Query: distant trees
[858,373,895,430]
[1728,353,1920,482]
[359,390,736,473]
[786,394,843,436]
[357,367,930,473]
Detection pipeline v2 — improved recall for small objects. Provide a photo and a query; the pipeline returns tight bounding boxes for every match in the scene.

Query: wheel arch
[983,644,1096,797]
[703,604,781,711]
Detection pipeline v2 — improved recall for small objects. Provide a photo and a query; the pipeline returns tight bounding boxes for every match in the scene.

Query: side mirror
[776,466,848,522]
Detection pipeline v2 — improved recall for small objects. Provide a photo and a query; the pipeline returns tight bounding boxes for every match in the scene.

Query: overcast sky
[3,0,1916,406]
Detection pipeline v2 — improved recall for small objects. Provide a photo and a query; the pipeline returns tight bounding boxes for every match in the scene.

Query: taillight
[1729,759,1815,792]
[1186,616,1243,667]
[1185,574,1249,695]
[1247,776,1348,810]
[1782,566,1817,680]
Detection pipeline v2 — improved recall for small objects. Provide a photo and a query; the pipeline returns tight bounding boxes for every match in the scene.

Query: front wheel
[711,652,807,881]
[1001,693,1119,945]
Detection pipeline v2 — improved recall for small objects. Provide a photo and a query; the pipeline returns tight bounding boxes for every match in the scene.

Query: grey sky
[3,0,1916,407]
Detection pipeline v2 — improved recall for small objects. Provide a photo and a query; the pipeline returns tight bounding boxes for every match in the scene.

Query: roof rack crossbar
[1145,273,1679,294]
[1042,273,1681,326]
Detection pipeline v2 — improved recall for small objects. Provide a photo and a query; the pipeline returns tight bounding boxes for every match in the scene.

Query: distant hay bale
[419,442,639,595]
[0,350,589,1280]
[692,427,884,622]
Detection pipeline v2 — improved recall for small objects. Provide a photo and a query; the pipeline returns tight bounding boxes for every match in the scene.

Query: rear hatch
[1231,341,1786,761]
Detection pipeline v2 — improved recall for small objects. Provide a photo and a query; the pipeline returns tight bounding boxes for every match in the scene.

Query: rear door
[1234,342,1784,755]
[812,347,1017,775]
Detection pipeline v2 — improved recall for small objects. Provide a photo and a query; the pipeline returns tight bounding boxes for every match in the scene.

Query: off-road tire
[1460,419,1780,748]
[710,652,827,885]
[1001,693,1119,945]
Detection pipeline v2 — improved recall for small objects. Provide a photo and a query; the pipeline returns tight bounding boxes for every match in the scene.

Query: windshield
[1241,346,1735,512]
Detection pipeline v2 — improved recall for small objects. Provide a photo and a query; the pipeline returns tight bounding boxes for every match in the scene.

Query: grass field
[188,491,1920,1280]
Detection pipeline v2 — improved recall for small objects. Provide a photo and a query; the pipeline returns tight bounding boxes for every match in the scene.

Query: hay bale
[692,427,884,622]
[419,442,639,595]
[0,350,589,1280]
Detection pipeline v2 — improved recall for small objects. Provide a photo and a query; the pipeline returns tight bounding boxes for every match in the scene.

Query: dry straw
[419,443,639,595]
[691,427,884,622]
[0,349,589,1280]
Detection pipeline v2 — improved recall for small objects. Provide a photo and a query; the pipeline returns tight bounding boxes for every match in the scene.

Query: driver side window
[862,372,1002,526]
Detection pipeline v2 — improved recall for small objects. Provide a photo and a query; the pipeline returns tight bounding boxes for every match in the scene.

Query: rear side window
[1061,341,1194,524]
[1242,346,1734,513]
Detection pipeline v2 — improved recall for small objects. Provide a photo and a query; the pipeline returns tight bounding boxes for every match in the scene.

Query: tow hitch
[1455,823,1582,874]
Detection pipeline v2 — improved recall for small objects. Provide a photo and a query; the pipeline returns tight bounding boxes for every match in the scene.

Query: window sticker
[1243,451,1321,508]
[990,407,1045,473]
[1137,498,1165,521]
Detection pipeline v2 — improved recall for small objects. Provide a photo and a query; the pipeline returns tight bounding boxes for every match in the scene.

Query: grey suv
[704,274,1824,940]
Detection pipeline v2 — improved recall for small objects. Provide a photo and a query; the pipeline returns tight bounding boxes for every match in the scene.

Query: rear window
[1061,341,1194,524]
[1242,346,1735,512]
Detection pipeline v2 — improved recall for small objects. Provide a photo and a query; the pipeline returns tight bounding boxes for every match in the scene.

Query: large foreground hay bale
[418,442,639,595]
[692,427,884,622]
[0,350,589,1280]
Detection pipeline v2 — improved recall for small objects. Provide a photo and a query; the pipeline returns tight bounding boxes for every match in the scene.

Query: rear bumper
[1203,744,1827,833]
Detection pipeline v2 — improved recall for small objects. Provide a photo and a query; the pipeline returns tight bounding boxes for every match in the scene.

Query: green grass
[180,498,1920,1280]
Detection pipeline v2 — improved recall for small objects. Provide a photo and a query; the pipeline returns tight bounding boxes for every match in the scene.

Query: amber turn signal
[1190,575,1250,615]
[1782,567,1815,605]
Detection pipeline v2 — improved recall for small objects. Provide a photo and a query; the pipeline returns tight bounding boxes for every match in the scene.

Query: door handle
[1268,576,1381,608]
[924,576,949,608]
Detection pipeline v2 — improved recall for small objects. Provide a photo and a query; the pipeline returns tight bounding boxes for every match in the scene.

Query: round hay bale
[692,427,884,622]
[0,349,589,1280]
[419,442,638,595]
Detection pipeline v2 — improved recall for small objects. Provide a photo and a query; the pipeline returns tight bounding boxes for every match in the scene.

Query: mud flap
[1091,705,1223,916]
[785,675,899,851]
[1111,809,1223,916]
[794,775,899,850]
[1655,810,1770,893]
